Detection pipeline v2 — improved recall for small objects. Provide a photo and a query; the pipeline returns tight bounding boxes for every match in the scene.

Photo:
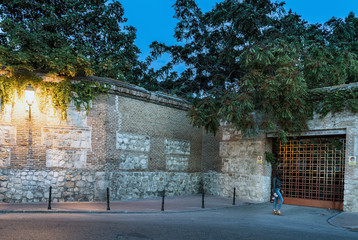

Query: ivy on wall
[0,71,109,119]
[265,152,276,165]
[308,86,358,118]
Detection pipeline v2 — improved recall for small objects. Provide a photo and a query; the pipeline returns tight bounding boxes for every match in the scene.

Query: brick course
[0,75,219,203]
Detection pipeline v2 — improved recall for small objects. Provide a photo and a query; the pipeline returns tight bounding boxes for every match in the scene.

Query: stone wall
[108,172,201,200]
[1,73,358,213]
[0,169,105,202]
[103,83,207,200]
[203,126,271,203]
[307,112,358,212]
[104,92,203,173]
[0,75,217,203]
[202,110,358,212]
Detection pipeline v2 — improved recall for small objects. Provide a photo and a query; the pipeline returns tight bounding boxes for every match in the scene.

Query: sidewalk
[0,195,242,214]
[328,212,358,231]
[0,194,357,231]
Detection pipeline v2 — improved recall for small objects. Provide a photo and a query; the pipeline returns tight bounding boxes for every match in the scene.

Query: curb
[0,205,241,215]
[327,212,358,231]
[327,212,343,228]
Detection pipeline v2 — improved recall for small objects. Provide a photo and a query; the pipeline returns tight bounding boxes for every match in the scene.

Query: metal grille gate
[276,136,345,210]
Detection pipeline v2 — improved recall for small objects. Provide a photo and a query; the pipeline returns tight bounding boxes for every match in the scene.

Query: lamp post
[25,84,35,120]
[25,84,35,166]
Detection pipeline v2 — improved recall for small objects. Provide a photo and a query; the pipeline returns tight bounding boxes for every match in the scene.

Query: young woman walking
[272,170,284,216]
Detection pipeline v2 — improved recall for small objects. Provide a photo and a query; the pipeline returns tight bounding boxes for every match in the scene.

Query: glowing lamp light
[25,84,35,106]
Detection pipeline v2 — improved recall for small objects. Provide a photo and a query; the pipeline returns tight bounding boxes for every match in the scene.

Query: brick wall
[104,86,207,199]
[0,75,220,203]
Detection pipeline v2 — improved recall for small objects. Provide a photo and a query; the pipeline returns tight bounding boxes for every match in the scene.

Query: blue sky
[120,0,358,62]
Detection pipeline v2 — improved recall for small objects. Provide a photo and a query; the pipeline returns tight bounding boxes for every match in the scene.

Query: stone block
[34,192,43,198]
[42,127,91,150]
[95,172,105,180]
[166,156,188,171]
[72,175,81,181]
[165,139,190,155]
[65,182,75,188]
[26,192,34,199]
[87,175,94,183]
[119,153,148,170]
[0,175,8,181]
[76,181,86,188]
[14,194,21,200]
[96,180,105,190]
[116,133,150,152]
[46,149,87,169]
[0,126,16,145]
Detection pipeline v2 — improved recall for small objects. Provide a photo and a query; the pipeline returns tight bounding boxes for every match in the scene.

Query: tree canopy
[0,0,142,81]
[0,0,146,118]
[148,0,358,139]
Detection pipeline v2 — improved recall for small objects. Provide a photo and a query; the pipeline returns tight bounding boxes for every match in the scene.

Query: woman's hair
[275,170,282,179]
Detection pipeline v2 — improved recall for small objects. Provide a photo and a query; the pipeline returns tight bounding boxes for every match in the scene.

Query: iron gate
[275,136,345,209]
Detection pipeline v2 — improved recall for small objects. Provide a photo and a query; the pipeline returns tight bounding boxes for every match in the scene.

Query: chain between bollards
[161,189,165,211]
[233,187,236,205]
[48,186,52,210]
[106,187,110,211]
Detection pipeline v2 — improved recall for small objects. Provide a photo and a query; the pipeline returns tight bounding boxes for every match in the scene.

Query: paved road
[0,203,357,240]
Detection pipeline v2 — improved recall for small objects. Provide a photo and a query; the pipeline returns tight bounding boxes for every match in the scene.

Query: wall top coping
[312,82,358,92]
[72,76,192,110]
[0,70,192,110]
[266,129,347,138]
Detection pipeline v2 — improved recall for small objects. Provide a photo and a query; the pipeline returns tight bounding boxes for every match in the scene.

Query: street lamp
[24,84,35,167]
[25,84,35,106]
[25,84,35,120]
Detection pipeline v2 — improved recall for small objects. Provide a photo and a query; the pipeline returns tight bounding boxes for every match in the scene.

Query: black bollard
[161,190,165,211]
[233,187,236,205]
[107,187,110,211]
[48,186,52,210]
[202,191,205,208]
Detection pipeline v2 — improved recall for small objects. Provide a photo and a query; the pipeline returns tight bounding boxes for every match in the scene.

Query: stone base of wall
[344,180,358,212]
[108,172,201,200]
[0,169,202,203]
[0,169,275,203]
[203,171,270,203]
[0,169,106,203]
[1,168,278,204]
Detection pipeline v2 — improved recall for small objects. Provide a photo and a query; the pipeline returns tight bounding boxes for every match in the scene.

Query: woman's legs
[273,194,278,211]
[276,188,284,210]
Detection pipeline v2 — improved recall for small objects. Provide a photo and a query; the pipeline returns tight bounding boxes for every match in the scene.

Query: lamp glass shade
[25,85,35,105]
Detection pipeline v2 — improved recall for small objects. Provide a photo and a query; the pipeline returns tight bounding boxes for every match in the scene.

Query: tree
[0,0,147,118]
[0,0,141,81]
[148,0,358,139]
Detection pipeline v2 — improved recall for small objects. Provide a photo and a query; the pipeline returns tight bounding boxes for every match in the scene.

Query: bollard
[48,186,52,210]
[233,187,236,205]
[106,187,110,211]
[161,189,165,211]
[202,191,205,208]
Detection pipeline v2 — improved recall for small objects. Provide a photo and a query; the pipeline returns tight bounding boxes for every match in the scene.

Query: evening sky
[120,0,358,64]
